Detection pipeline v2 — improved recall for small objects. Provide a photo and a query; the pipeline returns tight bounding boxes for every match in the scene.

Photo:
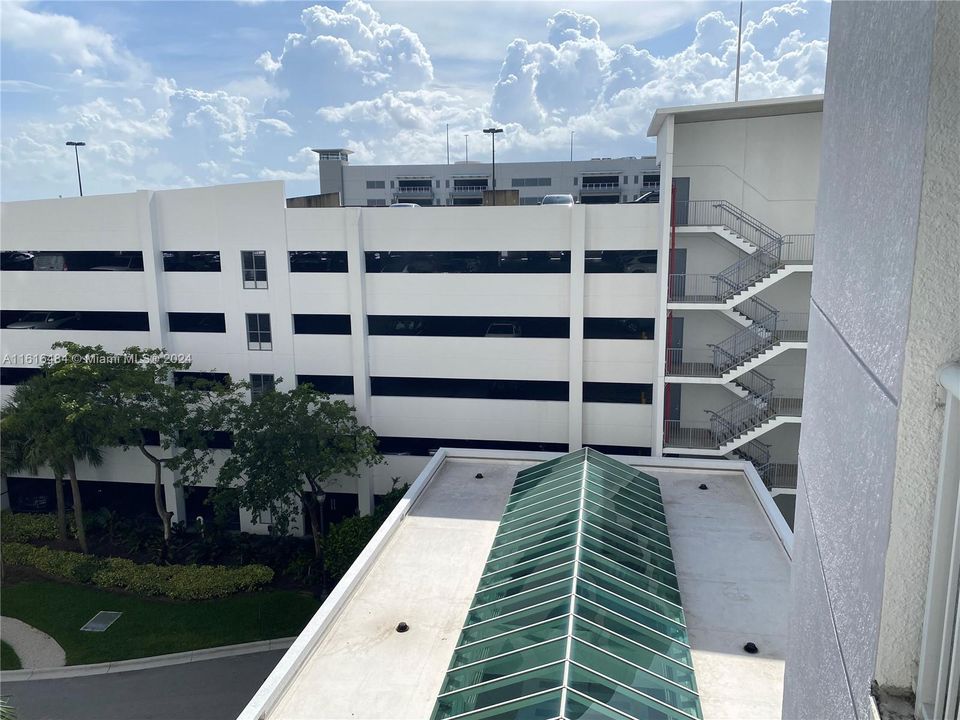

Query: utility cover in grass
[80,611,122,632]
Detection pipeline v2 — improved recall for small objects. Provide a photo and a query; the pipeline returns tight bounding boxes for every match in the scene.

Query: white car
[389,203,419,208]
[540,194,575,206]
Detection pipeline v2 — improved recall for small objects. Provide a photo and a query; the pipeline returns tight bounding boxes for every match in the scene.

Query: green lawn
[0,640,22,671]
[1,581,319,666]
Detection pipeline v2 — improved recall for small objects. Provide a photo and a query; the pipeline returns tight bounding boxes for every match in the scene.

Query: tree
[217,384,383,558]
[0,357,111,554]
[89,345,240,544]
[1,381,69,540]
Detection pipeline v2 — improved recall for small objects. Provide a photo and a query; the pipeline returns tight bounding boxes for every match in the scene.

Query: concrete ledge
[0,637,295,682]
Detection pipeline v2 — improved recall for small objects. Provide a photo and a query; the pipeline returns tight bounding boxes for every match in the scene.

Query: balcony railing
[396,187,433,196]
[674,200,781,248]
[580,182,620,191]
[663,419,716,449]
[450,185,488,195]
[781,234,815,264]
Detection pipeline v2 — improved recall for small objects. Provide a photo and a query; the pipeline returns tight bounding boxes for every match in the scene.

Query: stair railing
[714,236,784,301]
[734,369,775,399]
[707,386,777,445]
[734,439,773,486]
[710,299,780,373]
[674,200,782,248]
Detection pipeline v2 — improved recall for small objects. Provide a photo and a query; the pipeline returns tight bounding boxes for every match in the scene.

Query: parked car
[621,252,658,273]
[630,191,659,204]
[390,203,419,208]
[485,322,522,338]
[5,311,80,329]
[0,251,35,270]
[91,256,140,271]
[393,318,423,335]
[540,194,575,206]
[32,253,67,271]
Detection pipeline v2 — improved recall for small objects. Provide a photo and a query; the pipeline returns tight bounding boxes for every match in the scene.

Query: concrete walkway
[0,617,66,669]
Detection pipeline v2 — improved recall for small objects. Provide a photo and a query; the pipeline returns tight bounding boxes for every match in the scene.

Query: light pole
[65,141,85,197]
[483,127,503,205]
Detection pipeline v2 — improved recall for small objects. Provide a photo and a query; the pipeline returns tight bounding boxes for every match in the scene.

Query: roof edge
[646,94,824,137]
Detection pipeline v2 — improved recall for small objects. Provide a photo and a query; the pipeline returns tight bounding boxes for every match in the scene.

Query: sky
[0,0,830,201]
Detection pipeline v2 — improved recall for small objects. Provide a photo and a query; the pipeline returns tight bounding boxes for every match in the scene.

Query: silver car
[5,311,79,329]
[540,194,575,206]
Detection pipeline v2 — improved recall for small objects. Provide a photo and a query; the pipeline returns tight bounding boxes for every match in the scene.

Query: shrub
[322,515,376,581]
[1,511,60,543]
[2,542,274,600]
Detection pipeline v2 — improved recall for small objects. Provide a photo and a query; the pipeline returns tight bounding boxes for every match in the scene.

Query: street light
[65,141,86,197]
[483,127,503,206]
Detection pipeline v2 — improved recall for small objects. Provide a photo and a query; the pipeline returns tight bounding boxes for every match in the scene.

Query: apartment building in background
[0,96,821,535]
[309,151,661,206]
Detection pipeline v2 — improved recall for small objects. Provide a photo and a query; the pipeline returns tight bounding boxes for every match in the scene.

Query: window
[390,180,395,189]
[583,382,652,404]
[623,176,629,185]
[168,312,226,333]
[296,375,355,394]
[364,250,570,273]
[377,436,568,456]
[241,251,268,289]
[584,318,655,340]
[366,180,386,189]
[289,251,348,272]
[174,371,231,390]
[293,314,351,335]
[246,313,272,350]
[367,199,387,207]
[250,374,275,400]
[162,251,221,272]
[0,367,42,385]
[371,377,568,401]
[1,251,144,272]
[367,315,569,338]
[634,175,639,184]
[0,310,149,331]
[584,250,657,273]
[574,177,579,186]
[643,174,660,188]
[583,444,652,457]
[511,178,552,188]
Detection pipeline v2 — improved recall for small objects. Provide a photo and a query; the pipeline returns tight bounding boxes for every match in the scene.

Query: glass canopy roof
[430,448,703,720]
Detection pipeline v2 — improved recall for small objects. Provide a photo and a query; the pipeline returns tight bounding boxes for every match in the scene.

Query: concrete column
[135,190,168,351]
[567,205,586,451]
[652,116,675,456]
[163,479,187,525]
[345,208,375,515]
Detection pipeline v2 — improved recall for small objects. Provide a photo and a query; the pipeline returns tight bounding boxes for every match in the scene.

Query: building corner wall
[652,116,675,456]
[874,0,960,690]
[783,2,942,718]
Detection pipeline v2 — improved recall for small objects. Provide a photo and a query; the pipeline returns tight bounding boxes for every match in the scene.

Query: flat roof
[647,95,824,137]
[248,452,791,720]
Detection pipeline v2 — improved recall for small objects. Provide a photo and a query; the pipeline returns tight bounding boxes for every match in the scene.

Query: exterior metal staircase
[730,439,798,491]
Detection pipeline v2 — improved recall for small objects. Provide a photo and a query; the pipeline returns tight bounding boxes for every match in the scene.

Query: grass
[1,580,320,666]
[0,640,22,671]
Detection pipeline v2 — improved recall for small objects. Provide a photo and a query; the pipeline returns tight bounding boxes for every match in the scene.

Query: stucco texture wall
[783,2,944,719]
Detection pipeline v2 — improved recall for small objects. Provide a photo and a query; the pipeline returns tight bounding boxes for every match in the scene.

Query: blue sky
[0,0,830,201]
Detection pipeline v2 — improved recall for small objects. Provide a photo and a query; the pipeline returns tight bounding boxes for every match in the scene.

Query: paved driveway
[3,650,284,720]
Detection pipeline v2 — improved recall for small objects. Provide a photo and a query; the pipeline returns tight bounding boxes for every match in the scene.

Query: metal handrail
[734,369,775,398]
[450,185,488,193]
[581,182,620,190]
[674,200,782,248]
[781,234,815,264]
[396,187,433,196]
[714,236,783,300]
[709,302,779,373]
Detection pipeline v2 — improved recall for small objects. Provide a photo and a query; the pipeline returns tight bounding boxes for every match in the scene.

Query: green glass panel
[570,639,701,713]
[585,478,667,523]
[579,527,679,589]
[433,663,565,719]
[573,618,697,693]
[584,452,660,490]
[483,533,578,575]
[577,582,687,642]
[515,449,586,480]
[580,537,682,601]
[564,689,636,720]
[585,467,664,509]
[479,546,576,590]
[579,549,684,618]
[578,564,685,626]
[452,617,569,667]
[575,597,693,667]
[500,486,582,522]
[566,665,701,720]
[466,580,572,625]
[493,509,579,548]
[438,690,562,720]
[582,502,673,552]
[488,520,578,561]
[581,515,675,571]
[458,597,570,646]
[440,639,567,694]
[505,476,582,513]
[583,488,669,535]
[471,562,575,609]
[497,498,580,537]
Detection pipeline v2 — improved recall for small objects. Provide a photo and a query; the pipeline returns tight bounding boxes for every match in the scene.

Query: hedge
[2,543,274,601]
[1,511,62,543]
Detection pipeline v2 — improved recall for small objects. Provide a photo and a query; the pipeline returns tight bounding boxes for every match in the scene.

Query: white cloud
[258,118,295,135]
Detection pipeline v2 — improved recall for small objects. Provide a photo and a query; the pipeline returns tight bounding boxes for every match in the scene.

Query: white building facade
[0,97,822,534]
[310,152,661,207]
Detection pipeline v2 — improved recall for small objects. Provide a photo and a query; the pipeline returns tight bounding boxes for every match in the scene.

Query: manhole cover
[80,611,122,632]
